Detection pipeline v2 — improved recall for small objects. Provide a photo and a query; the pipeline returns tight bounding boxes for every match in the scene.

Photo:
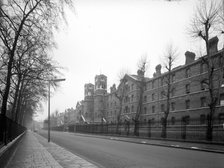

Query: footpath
[3,131,98,168]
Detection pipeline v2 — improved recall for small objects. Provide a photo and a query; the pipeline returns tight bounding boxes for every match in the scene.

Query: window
[171,117,175,125]
[131,84,134,90]
[185,68,190,78]
[161,104,165,112]
[171,88,175,97]
[172,73,175,83]
[131,95,134,102]
[220,93,224,106]
[160,91,163,99]
[201,81,207,90]
[131,105,134,112]
[182,116,190,125]
[218,113,224,124]
[200,97,206,107]
[127,85,130,92]
[144,95,147,102]
[160,91,165,99]
[152,93,155,101]
[200,63,204,74]
[185,84,190,94]
[171,102,175,111]
[185,100,190,109]
[160,117,164,125]
[200,63,207,74]
[125,95,130,103]
[150,118,155,125]
[222,69,224,87]
[152,106,155,113]
[144,107,147,114]
[152,80,155,89]
[127,107,130,113]
[160,77,164,86]
[200,114,206,124]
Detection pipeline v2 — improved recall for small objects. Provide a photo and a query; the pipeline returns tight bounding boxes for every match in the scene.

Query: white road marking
[191,147,199,149]
[171,145,180,147]
[141,141,147,144]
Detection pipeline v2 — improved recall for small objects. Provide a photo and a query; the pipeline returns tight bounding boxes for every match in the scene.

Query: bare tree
[189,0,220,141]
[161,44,178,138]
[0,0,73,144]
[114,70,129,134]
[133,56,148,136]
[0,0,72,119]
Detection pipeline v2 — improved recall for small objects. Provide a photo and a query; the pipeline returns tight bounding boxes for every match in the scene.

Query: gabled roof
[126,74,150,82]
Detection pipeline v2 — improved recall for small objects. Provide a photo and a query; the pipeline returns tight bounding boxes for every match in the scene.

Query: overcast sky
[35,0,221,121]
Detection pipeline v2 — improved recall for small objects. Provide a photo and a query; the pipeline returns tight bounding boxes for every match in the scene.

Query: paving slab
[6,131,62,168]
[34,133,98,168]
[5,131,99,168]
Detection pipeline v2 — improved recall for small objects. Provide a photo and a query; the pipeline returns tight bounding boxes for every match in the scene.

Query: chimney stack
[208,36,218,54]
[110,84,116,93]
[137,69,144,77]
[153,64,161,77]
[185,51,195,65]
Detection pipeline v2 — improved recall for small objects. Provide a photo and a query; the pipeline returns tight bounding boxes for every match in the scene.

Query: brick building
[77,37,224,126]
[105,37,224,126]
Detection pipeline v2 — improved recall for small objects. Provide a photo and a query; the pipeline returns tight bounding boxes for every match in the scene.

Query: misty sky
[35,0,222,121]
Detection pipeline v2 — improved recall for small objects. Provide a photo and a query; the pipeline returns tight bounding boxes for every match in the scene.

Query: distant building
[64,108,77,125]
[76,101,84,123]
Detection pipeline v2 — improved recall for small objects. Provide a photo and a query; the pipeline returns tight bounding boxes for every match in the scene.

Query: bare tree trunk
[15,80,24,123]
[12,76,22,121]
[116,101,122,134]
[1,51,14,145]
[134,86,144,136]
[161,117,167,138]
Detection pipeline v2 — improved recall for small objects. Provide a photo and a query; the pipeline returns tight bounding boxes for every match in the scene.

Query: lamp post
[48,78,66,142]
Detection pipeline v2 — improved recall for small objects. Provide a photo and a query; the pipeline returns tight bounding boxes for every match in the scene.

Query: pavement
[4,130,98,168]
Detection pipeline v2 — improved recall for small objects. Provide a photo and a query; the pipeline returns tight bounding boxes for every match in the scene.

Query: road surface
[38,130,224,168]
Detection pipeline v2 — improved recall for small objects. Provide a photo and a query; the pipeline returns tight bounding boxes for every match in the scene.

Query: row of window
[109,112,224,125]
[121,97,207,114]
[109,93,224,115]
[144,63,223,91]
[147,113,224,126]
[121,79,209,105]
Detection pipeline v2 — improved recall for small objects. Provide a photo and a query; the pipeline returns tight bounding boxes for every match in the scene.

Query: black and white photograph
[0,0,224,167]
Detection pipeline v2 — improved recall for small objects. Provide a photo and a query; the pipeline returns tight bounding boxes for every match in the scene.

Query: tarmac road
[39,130,224,168]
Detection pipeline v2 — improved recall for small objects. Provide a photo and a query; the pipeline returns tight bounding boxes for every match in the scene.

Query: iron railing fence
[0,114,26,146]
[56,118,224,142]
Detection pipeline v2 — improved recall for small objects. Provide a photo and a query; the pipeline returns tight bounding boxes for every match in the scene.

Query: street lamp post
[48,78,66,142]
